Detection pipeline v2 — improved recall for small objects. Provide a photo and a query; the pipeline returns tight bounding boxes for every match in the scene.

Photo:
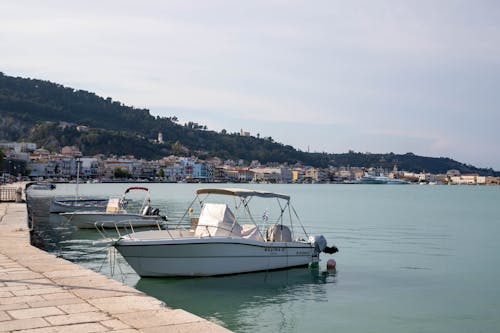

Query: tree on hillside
[114,168,131,179]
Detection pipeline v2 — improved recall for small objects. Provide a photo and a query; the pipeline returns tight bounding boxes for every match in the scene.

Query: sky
[1,0,500,169]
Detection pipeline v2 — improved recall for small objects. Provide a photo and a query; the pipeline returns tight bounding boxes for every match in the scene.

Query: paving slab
[0,317,50,332]
[45,311,112,325]
[140,321,234,333]
[88,295,165,314]
[0,302,30,311]
[0,295,45,305]
[13,286,66,296]
[0,310,11,321]
[40,292,80,301]
[115,309,204,329]
[8,305,65,319]
[57,302,99,314]
[29,297,84,308]
[15,322,109,333]
[100,318,133,330]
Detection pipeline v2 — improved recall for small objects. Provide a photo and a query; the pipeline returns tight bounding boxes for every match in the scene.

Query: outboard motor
[309,235,339,255]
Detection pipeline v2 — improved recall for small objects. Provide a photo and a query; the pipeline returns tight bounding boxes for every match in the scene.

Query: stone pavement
[0,202,232,332]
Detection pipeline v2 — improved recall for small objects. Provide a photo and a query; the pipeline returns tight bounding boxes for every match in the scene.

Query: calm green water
[28,183,500,332]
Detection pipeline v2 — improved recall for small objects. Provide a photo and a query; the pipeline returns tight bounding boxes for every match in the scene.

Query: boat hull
[115,237,317,277]
[60,212,165,228]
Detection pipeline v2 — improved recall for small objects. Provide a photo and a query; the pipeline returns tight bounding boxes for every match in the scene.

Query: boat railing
[94,218,164,239]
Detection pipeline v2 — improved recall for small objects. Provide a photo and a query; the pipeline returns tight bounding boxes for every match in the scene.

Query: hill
[0,72,497,176]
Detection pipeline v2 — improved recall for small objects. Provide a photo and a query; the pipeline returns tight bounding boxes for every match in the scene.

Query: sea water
[28,183,500,332]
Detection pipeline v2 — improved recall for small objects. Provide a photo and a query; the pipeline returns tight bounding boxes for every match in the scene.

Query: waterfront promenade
[0,190,231,332]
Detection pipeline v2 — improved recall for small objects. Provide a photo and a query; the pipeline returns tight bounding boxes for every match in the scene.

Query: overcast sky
[2,0,500,169]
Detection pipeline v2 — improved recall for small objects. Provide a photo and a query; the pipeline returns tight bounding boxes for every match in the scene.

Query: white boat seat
[265,224,292,242]
[106,197,124,213]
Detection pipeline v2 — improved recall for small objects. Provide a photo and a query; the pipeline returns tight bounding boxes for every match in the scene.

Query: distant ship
[358,173,409,185]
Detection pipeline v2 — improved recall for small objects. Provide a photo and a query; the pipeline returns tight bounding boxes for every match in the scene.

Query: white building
[0,142,37,153]
[80,157,102,178]
[104,158,143,178]
[449,174,485,185]
[250,167,292,183]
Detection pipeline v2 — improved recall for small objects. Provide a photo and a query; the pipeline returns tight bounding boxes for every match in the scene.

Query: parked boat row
[42,185,338,278]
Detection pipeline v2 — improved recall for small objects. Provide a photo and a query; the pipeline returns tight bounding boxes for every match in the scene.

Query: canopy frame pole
[176,194,200,228]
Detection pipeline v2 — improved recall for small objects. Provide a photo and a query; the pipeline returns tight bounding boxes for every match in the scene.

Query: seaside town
[1,140,499,185]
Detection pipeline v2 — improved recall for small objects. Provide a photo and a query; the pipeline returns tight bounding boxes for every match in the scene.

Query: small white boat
[107,188,338,277]
[359,173,409,184]
[60,186,166,228]
[50,160,108,213]
[50,197,108,213]
[27,182,56,190]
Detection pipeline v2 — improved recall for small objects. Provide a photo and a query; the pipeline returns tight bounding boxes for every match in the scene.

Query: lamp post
[8,160,12,182]
[76,157,81,200]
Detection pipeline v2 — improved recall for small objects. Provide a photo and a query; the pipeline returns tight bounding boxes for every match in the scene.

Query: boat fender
[327,258,336,269]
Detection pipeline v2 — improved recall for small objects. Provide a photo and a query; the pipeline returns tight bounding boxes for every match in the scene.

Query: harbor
[2,182,500,332]
[2,2,500,331]
[0,183,231,332]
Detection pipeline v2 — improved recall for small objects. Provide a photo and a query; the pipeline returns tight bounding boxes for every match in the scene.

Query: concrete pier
[0,200,232,332]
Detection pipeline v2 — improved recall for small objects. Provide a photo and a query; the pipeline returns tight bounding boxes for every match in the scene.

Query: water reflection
[136,267,336,332]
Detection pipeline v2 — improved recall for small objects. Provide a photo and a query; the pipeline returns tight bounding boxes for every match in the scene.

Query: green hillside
[0,72,497,175]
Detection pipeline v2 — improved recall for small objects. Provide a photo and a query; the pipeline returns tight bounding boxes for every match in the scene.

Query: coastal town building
[449,174,486,185]
[239,129,250,137]
[1,141,498,185]
[250,167,292,183]
[0,142,37,153]
[103,157,143,178]
[292,169,304,183]
[61,145,82,157]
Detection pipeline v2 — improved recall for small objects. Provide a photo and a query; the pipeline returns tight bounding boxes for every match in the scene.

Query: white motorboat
[50,159,108,213]
[107,188,338,277]
[60,186,166,228]
[27,182,56,190]
[359,173,409,184]
[50,197,108,213]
